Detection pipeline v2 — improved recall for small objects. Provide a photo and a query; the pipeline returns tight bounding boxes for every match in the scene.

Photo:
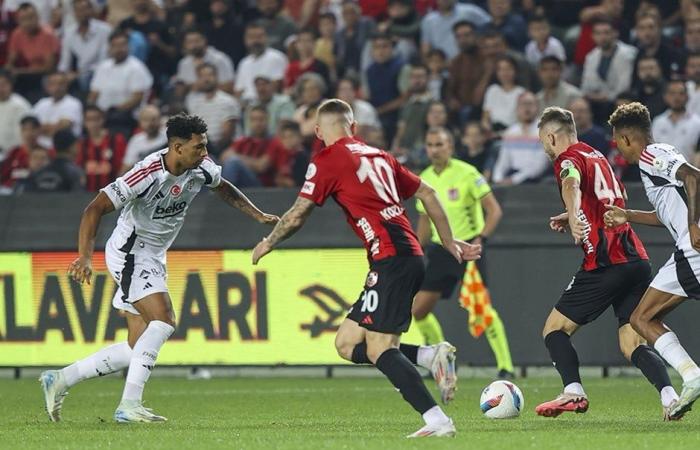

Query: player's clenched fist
[549,212,569,233]
[446,239,481,262]
[68,256,92,285]
[603,204,628,228]
[258,214,280,225]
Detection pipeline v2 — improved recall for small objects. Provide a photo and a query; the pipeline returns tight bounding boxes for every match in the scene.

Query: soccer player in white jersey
[39,114,279,423]
[606,102,700,420]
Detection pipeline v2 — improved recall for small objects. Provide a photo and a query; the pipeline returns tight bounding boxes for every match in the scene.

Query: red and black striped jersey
[554,142,648,271]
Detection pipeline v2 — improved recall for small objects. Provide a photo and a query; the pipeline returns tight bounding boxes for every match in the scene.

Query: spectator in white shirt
[493,91,549,185]
[58,0,111,92]
[0,69,31,160]
[651,80,700,165]
[234,22,288,103]
[482,55,526,131]
[525,15,566,67]
[88,29,153,134]
[33,72,83,148]
[185,62,240,156]
[336,76,380,129]
[175,28,235,95]
[121,104,167,173]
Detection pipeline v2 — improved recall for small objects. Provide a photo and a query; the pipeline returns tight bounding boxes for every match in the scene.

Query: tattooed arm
[252,197,316,264]
[213,179,279,225]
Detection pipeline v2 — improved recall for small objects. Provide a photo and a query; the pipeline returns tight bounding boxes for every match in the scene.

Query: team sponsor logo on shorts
[139,269,150,279]
[170,184,182,197]
[366,271,379,287]
[301,181,315,195]
[305,163,317,180]
[448,188,459,201]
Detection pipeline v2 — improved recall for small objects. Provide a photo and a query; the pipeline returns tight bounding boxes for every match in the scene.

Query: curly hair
[607,102,651,134]
[166,113,208,141]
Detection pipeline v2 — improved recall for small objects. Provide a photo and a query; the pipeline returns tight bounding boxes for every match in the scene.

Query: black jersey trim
[620,228,640,260]
[639,169,671,186]
[118,228,137,302]
[383,220,417,257]
[674,248,700,298]
[595,228,612,267]
[675,186,689,206]
[200,166,213,185]
[136,179,156,199]
[118,228,137,253]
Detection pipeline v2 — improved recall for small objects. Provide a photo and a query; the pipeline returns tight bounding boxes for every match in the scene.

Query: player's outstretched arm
[560,177,587,244]
[68,192,115,285]
[414,181,481,262]
[603,205,663,228]
[677,163,700,251]
[213,179,280,225]
[252,197,316,264]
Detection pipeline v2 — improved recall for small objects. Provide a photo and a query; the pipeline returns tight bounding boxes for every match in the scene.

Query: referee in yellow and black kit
[413,126,514,378]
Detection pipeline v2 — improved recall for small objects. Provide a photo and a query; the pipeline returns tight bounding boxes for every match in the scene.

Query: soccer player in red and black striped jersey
[252,99,481,437]
[534,107,678,419]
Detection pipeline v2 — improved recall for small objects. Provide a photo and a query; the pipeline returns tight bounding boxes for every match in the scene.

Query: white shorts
[650,246,700,299]
[105,235,168,315]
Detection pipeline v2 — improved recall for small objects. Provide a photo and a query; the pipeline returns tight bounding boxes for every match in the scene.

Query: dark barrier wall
[1,184,697,367]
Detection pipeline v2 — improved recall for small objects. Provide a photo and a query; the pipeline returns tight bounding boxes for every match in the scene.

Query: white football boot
[406,418,456,438]
[430,342,457,404]
[114,399,167,423]
[39,370,69,422]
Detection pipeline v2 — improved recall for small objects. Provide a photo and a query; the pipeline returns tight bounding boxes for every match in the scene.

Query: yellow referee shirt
[416,158,492,244]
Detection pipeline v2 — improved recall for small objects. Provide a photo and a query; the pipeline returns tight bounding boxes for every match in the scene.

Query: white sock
[417,346,436,369]
[61,342,132,388]
[121,320,174,403]
[422,405,450,426]
[564,382,586,396]
[654,331,700,383]
[661,386,679,408]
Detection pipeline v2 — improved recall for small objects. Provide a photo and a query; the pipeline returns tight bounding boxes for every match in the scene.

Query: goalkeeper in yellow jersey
[413,126,515,379]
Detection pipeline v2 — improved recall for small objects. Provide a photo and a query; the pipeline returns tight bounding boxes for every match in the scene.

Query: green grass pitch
[2,376,700,449]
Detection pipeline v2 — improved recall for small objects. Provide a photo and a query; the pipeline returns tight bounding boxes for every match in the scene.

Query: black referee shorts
[419,242,488,299]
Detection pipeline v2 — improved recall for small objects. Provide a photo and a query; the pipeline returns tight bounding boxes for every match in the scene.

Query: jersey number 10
[593,162,623,202]
[356,156,400,204]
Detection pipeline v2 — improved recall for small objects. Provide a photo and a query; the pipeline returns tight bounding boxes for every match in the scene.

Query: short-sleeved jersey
[101,149,222,253]
[417,158,491,244]
[298,136,423,261]
[554,142,647,271]
[638,143,689,245]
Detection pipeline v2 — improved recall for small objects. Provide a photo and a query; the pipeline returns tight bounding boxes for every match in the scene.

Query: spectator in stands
[314,12,337,78]
[221,105,276,188]
[293,72,326,143]
[336,0,375,77]
[234,22,288,103]
[365,33,407,144]
[633,11,685,82]
[393,64,432,165]
[185,63,240,157]
[282,0,320,29]
[686,52,700,116]
[75,105,127,192]
[492,91,549,185]
[255,0,298,52]
[121,104,166,173]
[284,28,330,91]
[458,121,499,181]
[482,55,526,131]
[420,0,490,59]
[176,29,235,94]
[33,72,82,148]
[6,2,59,103]
[336,76,380,130]
[525,15,566,67]
[0,115,46,189]
[633,55,666,119]
[58,0,111,93]
[568,97,610,156]
[0,6,15,68]
[487,0,527,51]
[480,28,536,91]
[0,69,31,159]
[685,20,700,53]
[245,75,295,137]
[574,0,627,67]
[651,80,700,164]
[536,56,582,112]
[447,20,493,124]
[21,128,84,192]
[88,29,153,135]
[119,0,177,93]
[362,125,386,149]
[202,0,246,66]
[581,18,637,123]
[381,0,421,62]
[271,120,309,187]
[426,48,447,101]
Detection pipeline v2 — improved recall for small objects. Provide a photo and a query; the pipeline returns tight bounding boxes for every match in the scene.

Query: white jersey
[101,149,222,256]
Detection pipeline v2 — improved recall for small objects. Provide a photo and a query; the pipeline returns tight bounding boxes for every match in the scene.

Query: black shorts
[420,242,487,299]
[556,260,652,326]
[347,256,425,334]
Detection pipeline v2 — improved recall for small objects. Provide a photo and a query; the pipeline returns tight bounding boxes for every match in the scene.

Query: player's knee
[629,308,649,335]
[334,335,354,361]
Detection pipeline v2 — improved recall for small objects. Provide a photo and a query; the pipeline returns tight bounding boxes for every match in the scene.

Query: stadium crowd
[0,0,698,193]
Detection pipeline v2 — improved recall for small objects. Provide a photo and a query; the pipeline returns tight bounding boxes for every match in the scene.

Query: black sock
[545,330,581,385]
[375,348,437,414]
[351,343,420,365]
[631,344,672,392]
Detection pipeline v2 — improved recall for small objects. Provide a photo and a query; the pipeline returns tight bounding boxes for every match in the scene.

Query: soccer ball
[479,380,524,419]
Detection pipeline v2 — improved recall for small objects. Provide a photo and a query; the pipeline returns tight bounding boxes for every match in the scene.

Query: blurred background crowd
[0,0,699,193]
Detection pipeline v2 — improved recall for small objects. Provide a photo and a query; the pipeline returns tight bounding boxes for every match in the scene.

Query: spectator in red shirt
[0,7,16,67]
[75,105,128,192]
[6,3,59,103]
[284,28,331,92]
[0,115,47,189]
[221,105,283,187]
[272,120,309,187]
